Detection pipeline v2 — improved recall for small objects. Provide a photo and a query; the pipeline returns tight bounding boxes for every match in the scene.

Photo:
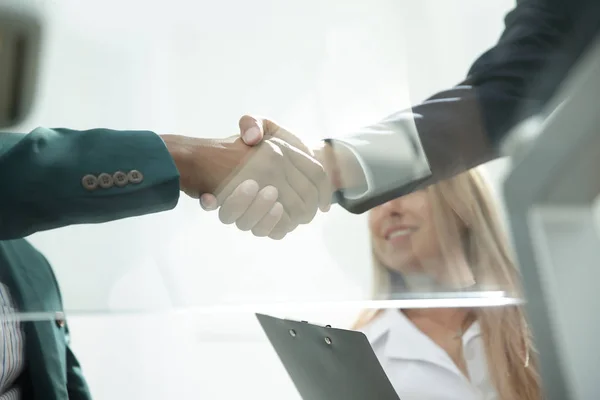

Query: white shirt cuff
[330,111,431,201]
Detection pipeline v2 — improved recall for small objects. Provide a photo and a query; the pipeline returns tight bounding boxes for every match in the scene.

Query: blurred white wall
[14,0,514,398]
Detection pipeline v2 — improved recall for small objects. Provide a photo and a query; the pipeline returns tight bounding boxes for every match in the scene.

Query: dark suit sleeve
[0,127,180,239]
[461,0,573,145]
[329,0,600,213]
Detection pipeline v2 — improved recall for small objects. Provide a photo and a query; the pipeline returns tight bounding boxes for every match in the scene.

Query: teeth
[388,229,412,239]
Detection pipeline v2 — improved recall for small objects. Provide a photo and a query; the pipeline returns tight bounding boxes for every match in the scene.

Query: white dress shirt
[0,283,23,400]
[360,309,498,400]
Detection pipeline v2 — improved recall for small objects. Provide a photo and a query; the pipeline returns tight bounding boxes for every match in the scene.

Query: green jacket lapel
[0,240,68,400]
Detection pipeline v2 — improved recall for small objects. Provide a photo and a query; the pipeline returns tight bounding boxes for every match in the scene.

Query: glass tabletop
[1,0,522,321]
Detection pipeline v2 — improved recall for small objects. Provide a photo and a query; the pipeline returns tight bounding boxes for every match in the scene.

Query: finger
[199,193,219,211]
[239,115,264,146]
[276,177,309,226]
[318,177,334,212]
[283,156,318,224]
[235,185,279,231]
[218,180,260,225]
[267,129,328,210]
[251,202,284,237]
[276,139,328,218]
[270,232,287,240]
[268,210,297,240]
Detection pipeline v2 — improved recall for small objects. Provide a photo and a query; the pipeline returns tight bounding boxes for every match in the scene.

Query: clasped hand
[199,115,333,240]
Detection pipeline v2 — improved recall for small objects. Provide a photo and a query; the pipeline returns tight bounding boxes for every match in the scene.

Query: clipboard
[256,313,400,400]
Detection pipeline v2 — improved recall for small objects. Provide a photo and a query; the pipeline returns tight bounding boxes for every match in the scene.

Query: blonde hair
[353,169,542,400]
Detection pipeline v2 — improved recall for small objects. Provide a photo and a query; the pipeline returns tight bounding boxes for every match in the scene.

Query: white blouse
[360,309,498,400]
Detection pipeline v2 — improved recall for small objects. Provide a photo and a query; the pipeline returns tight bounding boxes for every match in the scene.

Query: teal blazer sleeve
[0,127,181,239]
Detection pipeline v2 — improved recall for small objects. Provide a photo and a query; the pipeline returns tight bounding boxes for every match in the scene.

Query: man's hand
[198,115,334,239]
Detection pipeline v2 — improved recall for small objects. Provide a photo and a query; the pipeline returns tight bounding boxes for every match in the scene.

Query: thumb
[199,193,219,211]
[239,115,265,146]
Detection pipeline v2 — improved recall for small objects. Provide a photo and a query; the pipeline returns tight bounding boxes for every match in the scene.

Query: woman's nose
[380,197,406,214]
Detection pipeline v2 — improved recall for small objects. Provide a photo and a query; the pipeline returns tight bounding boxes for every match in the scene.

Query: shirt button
[127,170,144,184]
[81,175,98,191]
[113,171,129,187]
[98,173,114,189]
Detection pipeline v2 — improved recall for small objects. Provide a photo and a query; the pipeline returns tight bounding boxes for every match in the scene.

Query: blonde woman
[354,169,541,400]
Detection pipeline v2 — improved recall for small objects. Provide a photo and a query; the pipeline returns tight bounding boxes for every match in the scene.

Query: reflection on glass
[0,0,526,322]
[352,169,541,400]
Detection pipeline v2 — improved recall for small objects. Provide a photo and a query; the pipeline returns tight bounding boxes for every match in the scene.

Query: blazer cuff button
[81,175,98,191]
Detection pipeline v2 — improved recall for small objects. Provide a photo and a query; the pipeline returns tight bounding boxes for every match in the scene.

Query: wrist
[161,134,251,198]
[161,134,195,192]
[312,141,340,189]
[161,134,233,197]
[313,140,367,193]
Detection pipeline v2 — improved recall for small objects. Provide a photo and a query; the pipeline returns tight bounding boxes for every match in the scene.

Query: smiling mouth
[386,228,416,240]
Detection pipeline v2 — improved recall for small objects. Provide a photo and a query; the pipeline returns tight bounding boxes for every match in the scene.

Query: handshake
[162,115,366,240]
